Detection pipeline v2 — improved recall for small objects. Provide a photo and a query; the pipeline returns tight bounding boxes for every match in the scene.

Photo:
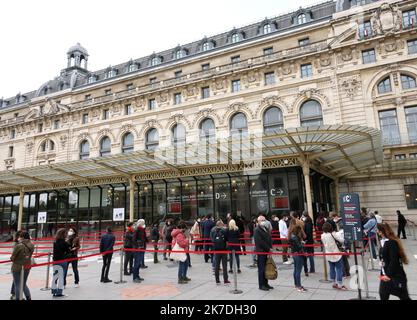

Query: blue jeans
[132,251,144,280]
[229,252,240,270]
[12,269,31,300]
[178,256,189,279]
[329,258,344,285]
[368,232,377,259]
[293,255,304,288]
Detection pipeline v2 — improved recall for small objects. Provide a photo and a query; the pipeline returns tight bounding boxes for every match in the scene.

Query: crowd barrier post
[360,243,376,300]
[40,252,51,291]
[229,250,242,295]
[19,265,24,301]
[368,237,379,272]
[115,246,127,285]
[319,248,332,283]
[412,222,417,241]
[350,241,362,300]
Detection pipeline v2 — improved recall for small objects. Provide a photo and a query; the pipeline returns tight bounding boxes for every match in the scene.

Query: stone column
[302,160,314,220]
[129,178,135,223]
[334,178,340,214]
[17,188,24,231]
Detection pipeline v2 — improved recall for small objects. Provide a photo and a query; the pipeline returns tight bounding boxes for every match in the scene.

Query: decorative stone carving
[224,102,255,123]
[4,158,15,167]
[26,141,34,153]
[44,98,70,116]
[340,76,361,100]
[255,95,291,116]
[211,78,228,95]
[60,135,68,148]
[371,11,383,36]
[278,62,295,76]
[371,3,403,36]
[293,89,331,111]
[183,85,198,101]
[167,114,192,130]
[156,92,169,106]
[111,103,121,115]
[192,108,222,128]
[133,97,145,111]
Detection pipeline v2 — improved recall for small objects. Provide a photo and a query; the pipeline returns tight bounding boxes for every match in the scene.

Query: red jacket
[171,229,189,249]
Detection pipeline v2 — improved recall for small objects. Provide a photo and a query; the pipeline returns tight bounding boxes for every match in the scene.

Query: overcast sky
[0,0,326,99]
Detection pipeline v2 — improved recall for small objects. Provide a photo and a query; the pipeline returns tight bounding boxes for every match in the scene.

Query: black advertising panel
[339,193,363,241]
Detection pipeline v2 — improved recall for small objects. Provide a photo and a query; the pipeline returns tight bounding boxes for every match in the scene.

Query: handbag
[170,242,187,262]
[331,234,346,253]
[265,255,278,280]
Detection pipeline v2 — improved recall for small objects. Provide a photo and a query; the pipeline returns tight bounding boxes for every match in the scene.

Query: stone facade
[1,0,417,220]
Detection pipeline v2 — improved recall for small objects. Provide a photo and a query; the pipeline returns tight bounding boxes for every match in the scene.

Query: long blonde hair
[229,219,239,231]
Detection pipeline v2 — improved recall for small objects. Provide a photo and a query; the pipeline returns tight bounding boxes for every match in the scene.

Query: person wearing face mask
[10,231,34,300]
[132,220,147,283]
[279,214,291,265]
[64,227,81,288]
[254,216,273,291]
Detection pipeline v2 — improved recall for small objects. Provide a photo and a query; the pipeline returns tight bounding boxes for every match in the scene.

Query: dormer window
[87,75,96,84]
[263,24,272,34]
[175,50,183,59]
[128,63,138,72]
[231,33,241,43]
[151,56,162,66]
[298,14,307,24]
[202,41,214,52]
[107,69,117,78]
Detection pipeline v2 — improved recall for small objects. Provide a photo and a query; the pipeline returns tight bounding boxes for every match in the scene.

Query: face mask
[68,231,74,236]
[18,238,23,243]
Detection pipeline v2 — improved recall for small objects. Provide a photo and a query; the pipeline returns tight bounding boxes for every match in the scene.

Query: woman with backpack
[377,223,411,300]
[227,219,241,273]
[321,222,347,291]
[288,224,307,293]
[10,231,34,300]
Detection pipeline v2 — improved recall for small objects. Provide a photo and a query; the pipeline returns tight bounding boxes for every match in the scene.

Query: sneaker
[103,279,112,283]
[183,277,191,282]
[283,261,292,265]
[216,281,221,285]
[259,286,270,291]
[224,280,231,285]
[305,273,309,277]
[332,283,339,289]
[336,285,348,291]
[266,285,274,290]
[178,279,187,284]
[74,284,79,288]
[10,295,15,300]
[124,272,131,276]
[138,277,144,281]
[140,265,148,269]
[53,294,67,298]
[229,270,233,274]
[238,269,242,274]
[133,279,142,283]
[297,287,308,293]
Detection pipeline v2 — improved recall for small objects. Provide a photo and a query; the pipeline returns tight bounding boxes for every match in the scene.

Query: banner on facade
[339,193,363,241]
[113,208,125,221]
[37,212,47,224]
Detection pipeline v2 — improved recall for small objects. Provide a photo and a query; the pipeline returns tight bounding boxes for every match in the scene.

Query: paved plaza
[0,239,416,300]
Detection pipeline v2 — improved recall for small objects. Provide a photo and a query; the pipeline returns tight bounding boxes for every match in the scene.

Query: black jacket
[202,220,216,238]
[289,234,304,253]
[226,229,240,251]
[133,227,147,249]
[379,239,407,281]
[124,230,135,249]
[254,226,272,253]
[236,219,245,235]
[398,214,407,226]
[165,225,175,242]
[151,226,160,242]
[248,222,256,238]
[304,220,314,244]
[53,239,71,261]
[100,233,116,253]
[210,227,228,250]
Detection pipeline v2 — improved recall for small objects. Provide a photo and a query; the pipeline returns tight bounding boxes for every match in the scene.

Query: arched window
[263,24,272,34]
[107,70,116,78]
[298,14,307,24]
[100,136,111,157]
[199,118,216,142]
[401,74,417,90]
[122,132,134,153]
[79,140,90,160]
[88,75,96,84]
[378,77,392,94]
[231,33,240,43]
[172,124,186,146]
[40,140,55,153]
[175,50,183,59]
[202,42,212,52]
[151,57,161,66]
[300,100,323,127]
[263,107,284,134]
[230,112,248,136]
[146,128,159,151]
[128,64,137,72]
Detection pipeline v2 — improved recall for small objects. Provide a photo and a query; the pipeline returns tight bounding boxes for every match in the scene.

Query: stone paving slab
[0,240,416,300]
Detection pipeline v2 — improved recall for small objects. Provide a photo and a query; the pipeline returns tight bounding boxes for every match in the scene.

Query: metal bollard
[40,252,51,291]
[115,247,127,284]
[319,249,332,283]
[19,265,24,301]
[229,250,242,294]
[360,244,376,300]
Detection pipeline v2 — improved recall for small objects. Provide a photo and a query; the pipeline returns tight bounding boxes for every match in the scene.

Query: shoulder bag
[265,255,278,280]
[170,241,187,262]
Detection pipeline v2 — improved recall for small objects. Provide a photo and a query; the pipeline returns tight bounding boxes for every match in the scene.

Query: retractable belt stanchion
[229,250,242,295]
[319,246,332,283]
[115,246,127,285]
[40,252,51,291]
[368,236,379,272]
[360,242,376,300]
[350,241,362,300]
[19,265,24,301]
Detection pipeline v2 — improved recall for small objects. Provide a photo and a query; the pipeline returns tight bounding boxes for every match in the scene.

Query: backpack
[212,228,226,250]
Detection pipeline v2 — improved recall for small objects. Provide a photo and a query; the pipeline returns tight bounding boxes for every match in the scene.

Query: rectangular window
[202,63,210,71]
[379,109,401,146]
[408,39,417,54]
[54,120,60,129]
[231,56,241,64]
[10,129,15,139]
[362,49,376,64]
[264,72,276,85]
[105,89,112,96]
[403,9,417,28]
[298,38,310,46]
[201,86,210,99]
[174,93,182,105]
[301,64,313,78]
[232,79,241,93]
[82,114,88,124]
[150,77,157,84]
[8,146,13,158]
[405,106,417,143]
[125,104,132,115]
[410,153,417,159]
[14,113,19,118]
[404,185,417,209]
[395,154,406,160]
[358,21,372,39]
[103,109,109,120]
[174,71,182,79]
[38,123,43,133]
[126,83,134,91]
[85,94,92,101]
[149,99,156,110]
[263,47,273,55]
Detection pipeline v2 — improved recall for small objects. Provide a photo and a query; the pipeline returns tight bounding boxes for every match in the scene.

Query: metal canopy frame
[0,125,384,194]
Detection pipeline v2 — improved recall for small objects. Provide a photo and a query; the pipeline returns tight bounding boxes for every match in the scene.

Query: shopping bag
[170,242,187,262]
[265,256,278,280]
